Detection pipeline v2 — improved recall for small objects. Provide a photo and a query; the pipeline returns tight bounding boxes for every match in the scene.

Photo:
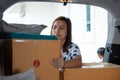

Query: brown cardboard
[64,62,120,80]
[4,39,60,80]
[3,39,120,80]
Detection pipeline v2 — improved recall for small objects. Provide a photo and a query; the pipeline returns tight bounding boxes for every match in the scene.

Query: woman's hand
[51,58,64,68]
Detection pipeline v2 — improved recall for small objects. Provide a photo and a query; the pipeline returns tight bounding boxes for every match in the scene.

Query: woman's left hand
[51,58,64,68]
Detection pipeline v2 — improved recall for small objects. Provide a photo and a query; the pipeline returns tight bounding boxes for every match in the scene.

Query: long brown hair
[51,16,72,52]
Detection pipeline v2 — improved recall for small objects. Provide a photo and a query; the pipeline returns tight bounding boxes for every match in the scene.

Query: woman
[51,16,82,69]
[97,47,105,61]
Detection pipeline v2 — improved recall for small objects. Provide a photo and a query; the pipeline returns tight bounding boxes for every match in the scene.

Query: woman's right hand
[51,58,64,68]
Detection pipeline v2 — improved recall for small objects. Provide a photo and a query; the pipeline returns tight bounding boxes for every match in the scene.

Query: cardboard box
[64,62,120,80]
[3,39,60,80]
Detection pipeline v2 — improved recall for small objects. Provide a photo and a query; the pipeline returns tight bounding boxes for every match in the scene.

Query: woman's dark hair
[97,47,105,56]
[51,16,72,52]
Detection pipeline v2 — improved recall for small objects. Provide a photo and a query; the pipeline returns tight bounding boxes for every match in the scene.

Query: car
[0,0,120,75]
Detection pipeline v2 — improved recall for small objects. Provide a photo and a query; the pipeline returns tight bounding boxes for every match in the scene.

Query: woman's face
[52,20,67,41]
[98,54,103,59]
